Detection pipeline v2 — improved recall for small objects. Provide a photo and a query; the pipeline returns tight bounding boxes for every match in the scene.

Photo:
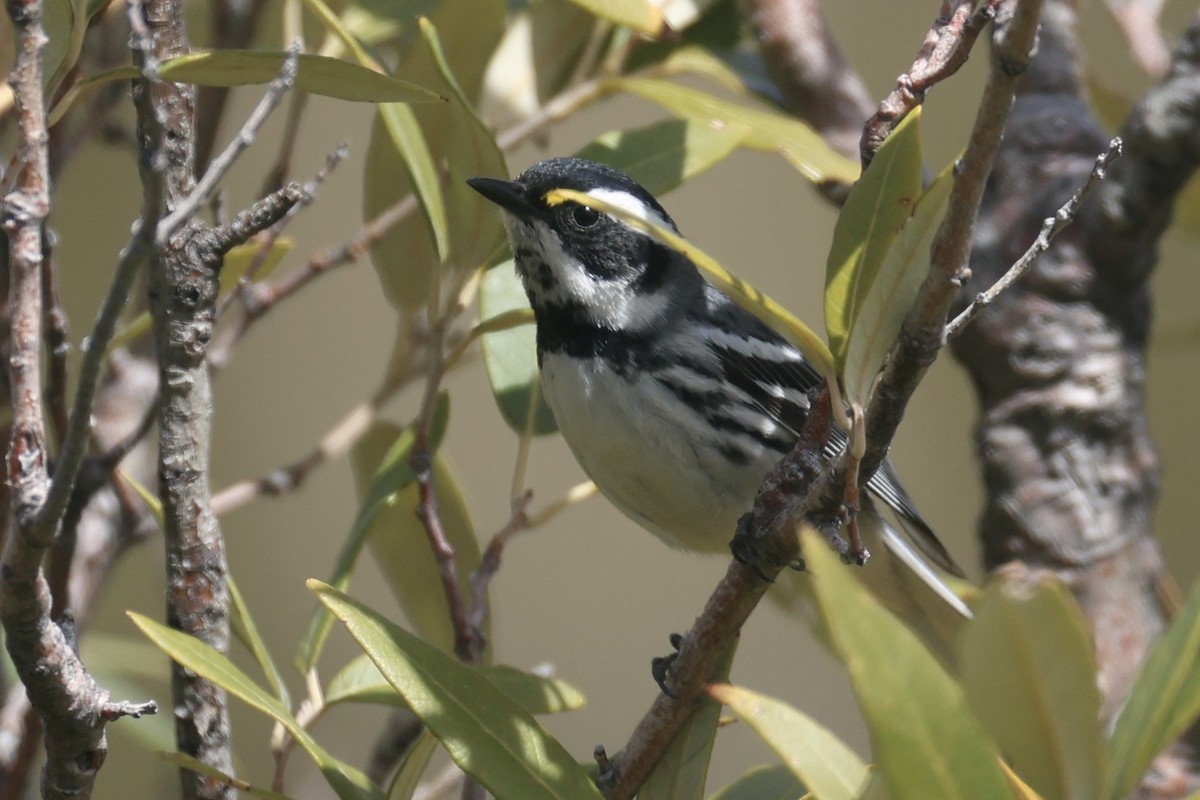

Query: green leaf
[825,108,924,375]
[130,613,384,800]
[419,18,509,276]
[641,641,736,800]
[349,420,485,656]
[1106,579,1200,799]
[311,582,606,800]
[327,654,586,715]
[960,579,1103,800]
[707,765,805,800]
[616,77,859,185]
[543,188,837,383]
[841,159,952,405]
[158,51,443,102]
[564,0,667,36]
[54,50,442,124]
[802,529,1013,800]
[479,263,558,436]
[480,0,596,125]
[158,752,292,800]
[229,575,290,708]
[295,395,450,673]
[221,237,293,289]
[575,117,747,197]
[362,0,505,309]
[387,729,439,800]
[707,683,866,800]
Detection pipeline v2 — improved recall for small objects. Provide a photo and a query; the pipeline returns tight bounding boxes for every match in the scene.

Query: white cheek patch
[585,188,678,234]
[503,213,670,332]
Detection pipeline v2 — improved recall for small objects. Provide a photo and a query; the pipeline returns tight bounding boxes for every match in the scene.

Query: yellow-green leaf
[479,264,558,436]
[1106,579,1200,799]
[311,582,606,800]
[295,395,450,672]
[564,0,667,36]
[327,654,586,715]
[130,613,384,800]
[480,0,596,125]
[350,420,486,656]
[616,77,859,185]
[229,575,290,708]
[842,159,953,405]
[387,729,438,800]
[825,108,924,373]
[576,117,747,197]
[157,50,443,102]
[707,765,805,800]
[708,683,866,800]
[158,752,292,800]
[543,188,836,383]
[960,579,1103,800]
[802,529,1012,800]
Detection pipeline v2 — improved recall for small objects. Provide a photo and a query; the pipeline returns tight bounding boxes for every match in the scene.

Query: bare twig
[861,0,1002,167]
[946,135,1123,338]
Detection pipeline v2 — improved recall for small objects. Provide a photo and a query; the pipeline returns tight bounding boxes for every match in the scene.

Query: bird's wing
[702,287,964,577]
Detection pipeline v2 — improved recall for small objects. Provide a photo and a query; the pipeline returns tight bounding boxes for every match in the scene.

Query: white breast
[540,352,773,553]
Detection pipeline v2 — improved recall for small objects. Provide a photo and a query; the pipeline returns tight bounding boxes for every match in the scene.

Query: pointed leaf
[418,18,508,275]
[158,752,293,800]
[707,765,805,800]
[155,51,442,102]
[311,582,606,800]
[479,263,558,435]
[825,109,924,371]
[802,529,1013,800]
[129,613,384,800]
[843,160,952,405]
[576,117,747,197]
[641,641,736,800]
[616,77,859,185]
[327,654,585,714]
[1106,579,1200,799]
[387,729,439,800]
[707,683,866,800]
[543,188,836,382]
[960,578,1103,800]
[564,0,667,36]
[295,395,450,672]
[229,575,291,707]
[349,421,485,655]
[480,0,596,125]
[362,0,505,308]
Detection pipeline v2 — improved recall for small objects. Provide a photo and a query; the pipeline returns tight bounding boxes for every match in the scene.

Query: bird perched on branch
[469,157,969,642]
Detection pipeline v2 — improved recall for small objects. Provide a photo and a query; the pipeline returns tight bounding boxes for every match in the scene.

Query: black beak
[467,176,535,218]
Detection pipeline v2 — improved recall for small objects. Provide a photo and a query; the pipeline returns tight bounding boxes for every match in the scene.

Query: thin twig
[861,0,1002,167]
[156,44,300,244]
[946,135,1123,338]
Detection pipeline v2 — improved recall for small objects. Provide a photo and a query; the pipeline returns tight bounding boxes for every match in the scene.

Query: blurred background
[41,0,1200,796]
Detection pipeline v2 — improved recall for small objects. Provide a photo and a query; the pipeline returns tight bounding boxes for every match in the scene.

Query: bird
[467,157,969,628]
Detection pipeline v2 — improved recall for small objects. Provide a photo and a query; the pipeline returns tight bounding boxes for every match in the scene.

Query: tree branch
[861,0,1003,167]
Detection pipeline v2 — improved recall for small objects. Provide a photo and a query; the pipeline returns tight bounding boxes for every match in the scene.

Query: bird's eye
[570,205,600,228]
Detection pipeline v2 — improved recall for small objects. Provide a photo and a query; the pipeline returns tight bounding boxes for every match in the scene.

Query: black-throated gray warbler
[468,158,966,615]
